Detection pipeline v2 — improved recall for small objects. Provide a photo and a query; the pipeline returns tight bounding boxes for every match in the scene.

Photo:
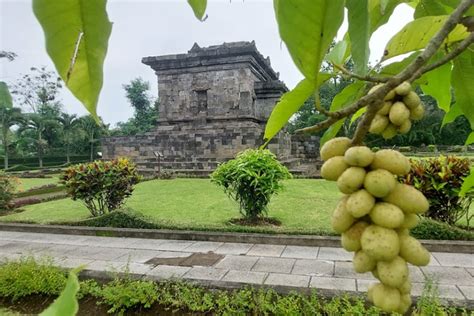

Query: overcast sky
[0,0,413,126]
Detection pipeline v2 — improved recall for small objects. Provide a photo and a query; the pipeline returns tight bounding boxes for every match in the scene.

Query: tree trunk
[66,142,70,164]
[38,133,43,168]
[90,140,94,162]
[3,129,8,170]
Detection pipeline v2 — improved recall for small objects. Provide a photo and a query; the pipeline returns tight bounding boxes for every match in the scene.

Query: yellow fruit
[389,101,410,126]
[395,81,411,96]
[364,169,396,198]
[370,202,405,229]
[337,167,366,194]
[369,84,396,101]
[377,256,409,288]
[397,294,412,315]
[382,124,398,139]
[320,137,351,161]
[321,156,348,181]
[372,283,401,313]
[410,104,425,121]
[398,277,412,294]
[369,114,390,134]
[367,283,380,302]
[377,101,392,115]
[353,250,376,273]
[397,228,410,236]
[399,235,430,266]
[331,197,355,233]
[370,149,411,176]
[344,146,374,167]
[383,183,429,214]
[403,91,421,109]
[398,119,412,134]
[372,269,380,280]
[401,213,419,229]
[361,225,400,261]
[347,189,375,218]
[341,221,369,252]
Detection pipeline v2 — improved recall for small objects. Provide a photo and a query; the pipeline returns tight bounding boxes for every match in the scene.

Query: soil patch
[229,217,282,227]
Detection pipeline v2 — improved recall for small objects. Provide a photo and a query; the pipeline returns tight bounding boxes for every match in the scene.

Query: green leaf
[369,0,401,33]
[346,0,370,74]
[187,0,207,21]
[320,81,366,146]
[414,0,449,18]
[40,270,80,316]
[383,15,469,60]
[421,55,452,112]
[441,102,462,127]
[351,107,367,125]
[381,52,420,76]
[32,0,112,119]
[273,0,345,83]
[465,131,474,145]
[264,79,316,143]
[460,167,474,196]
[326,40,349,65]
[0,82,12,108]
[452,50,474,129]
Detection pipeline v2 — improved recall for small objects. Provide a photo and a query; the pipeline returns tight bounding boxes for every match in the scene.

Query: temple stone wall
[102,42,319,174]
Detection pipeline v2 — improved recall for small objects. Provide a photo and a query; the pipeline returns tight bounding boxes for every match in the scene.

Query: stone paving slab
[0,231,472,306]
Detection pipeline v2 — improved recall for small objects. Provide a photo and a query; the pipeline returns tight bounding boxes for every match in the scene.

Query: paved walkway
[0,231,472,306]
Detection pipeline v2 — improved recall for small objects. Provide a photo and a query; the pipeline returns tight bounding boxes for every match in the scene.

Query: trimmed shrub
[61,158,141,217]
[211,149,291,221]
[401,155,473,226]
[411,218,474,241]
[0,172,17,211]
[67,209,159,229]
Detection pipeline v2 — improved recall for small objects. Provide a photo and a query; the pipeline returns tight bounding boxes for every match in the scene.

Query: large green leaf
[346,0,370,74]
[326,40,349,65]
[320,81,366,146]
[441,102,462,127]
[383,15,469,60]
[452,50,474,129]
[460,167,474,196]
[421,54,452,112]
[465,131,474,145]
[273,0,345,83]
[0,82,12,108]
[40,271,80,316]
[369,0,402,33]
[264,79,316,143]
[32,0,112,119]
[187,0,207,21]
[414,0,449,18]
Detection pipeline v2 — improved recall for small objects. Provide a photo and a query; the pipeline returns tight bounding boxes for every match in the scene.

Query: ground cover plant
[61,158,141,217]
[0,257,470,316]
[0,171,17,211]
[211,149,292,222]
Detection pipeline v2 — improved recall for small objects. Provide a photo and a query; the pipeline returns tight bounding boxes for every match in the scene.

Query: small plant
[0,171,17,211]
[61,158,141,217]
[427,144,437,152]
[401,155,473,226]
[211,149,291,221]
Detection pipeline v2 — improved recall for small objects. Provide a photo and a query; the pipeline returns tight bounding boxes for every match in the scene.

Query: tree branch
[333,63,389,83]
[297,0,473,144]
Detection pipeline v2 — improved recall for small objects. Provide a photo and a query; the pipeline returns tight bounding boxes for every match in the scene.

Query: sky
[0,0,414,127]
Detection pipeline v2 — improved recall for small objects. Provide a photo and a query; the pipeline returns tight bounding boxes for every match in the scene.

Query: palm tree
[0,107,23,169]
[58,113,79,164]
[20,113,58,168]
[79,115,106,162]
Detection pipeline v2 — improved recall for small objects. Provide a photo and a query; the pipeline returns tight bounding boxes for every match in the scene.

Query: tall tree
[12,66,62,113]
[0,107,23,169]
[58,113,79,164]
[79,115,107,162]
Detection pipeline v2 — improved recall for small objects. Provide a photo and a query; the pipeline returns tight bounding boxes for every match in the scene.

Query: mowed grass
[14,175,60,192]
[0,179,341,234]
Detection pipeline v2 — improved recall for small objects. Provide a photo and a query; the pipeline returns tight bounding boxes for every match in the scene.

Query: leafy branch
[296,0,474,146]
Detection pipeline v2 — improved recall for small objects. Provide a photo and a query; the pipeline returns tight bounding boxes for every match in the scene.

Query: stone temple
[102,42,319,175]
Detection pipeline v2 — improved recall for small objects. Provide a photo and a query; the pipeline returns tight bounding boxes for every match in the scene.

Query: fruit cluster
[320,138,431,313]
[368,82,425,139]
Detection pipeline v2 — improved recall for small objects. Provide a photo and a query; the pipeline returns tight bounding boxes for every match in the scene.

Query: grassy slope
[15,175,60,192]
[0,179,340,234]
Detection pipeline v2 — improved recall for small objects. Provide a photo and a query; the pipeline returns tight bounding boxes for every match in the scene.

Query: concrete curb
[0,222,472,253]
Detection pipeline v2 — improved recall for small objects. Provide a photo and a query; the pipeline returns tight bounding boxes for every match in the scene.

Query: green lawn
[14,175,60,192]
[0,179,341,234]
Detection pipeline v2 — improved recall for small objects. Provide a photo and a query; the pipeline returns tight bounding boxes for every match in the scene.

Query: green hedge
[411,218,474,241]
[0,155,99,171]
